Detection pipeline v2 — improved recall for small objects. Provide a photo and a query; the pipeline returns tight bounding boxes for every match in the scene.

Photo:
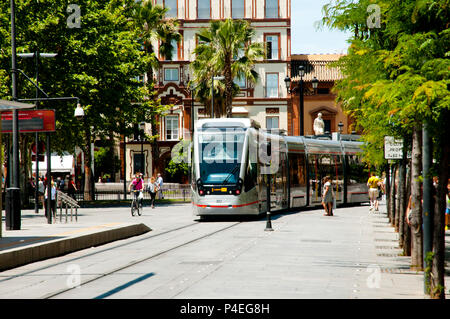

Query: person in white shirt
[156,173,164,199]
[44,181,57,220]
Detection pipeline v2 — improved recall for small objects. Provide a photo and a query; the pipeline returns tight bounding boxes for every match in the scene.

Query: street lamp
[338,121,344,134]
[139,122,146,177]
[312,76,319,92]
[284,65,305,136]
[17,50,57,214]
[211,75,225,118]
[74,103,85,119]
[187,79,196,137]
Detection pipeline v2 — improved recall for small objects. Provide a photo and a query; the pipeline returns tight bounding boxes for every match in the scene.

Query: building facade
[120,0,292,182]
[119,1,352,183]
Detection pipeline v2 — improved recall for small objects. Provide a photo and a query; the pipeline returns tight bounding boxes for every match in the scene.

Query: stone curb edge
[0,223,151,272]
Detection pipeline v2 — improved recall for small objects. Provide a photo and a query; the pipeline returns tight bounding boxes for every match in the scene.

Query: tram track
[0,222,199,285]
[42,221,242,299]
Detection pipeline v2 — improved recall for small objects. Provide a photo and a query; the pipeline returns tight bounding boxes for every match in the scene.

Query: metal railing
[27,187,192,203]
[56,190,80,222]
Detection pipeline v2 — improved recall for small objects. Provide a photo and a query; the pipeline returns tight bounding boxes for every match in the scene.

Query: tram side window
[289,153,306,187]
[347,154,368,184]
[244,150,257,191]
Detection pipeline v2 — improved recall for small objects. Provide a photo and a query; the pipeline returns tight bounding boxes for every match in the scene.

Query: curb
[0,223,151,272]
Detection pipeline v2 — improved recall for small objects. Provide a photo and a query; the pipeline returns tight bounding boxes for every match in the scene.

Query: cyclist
[129,172,144,208]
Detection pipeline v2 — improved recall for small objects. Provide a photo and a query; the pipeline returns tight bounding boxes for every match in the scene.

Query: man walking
[367,173,381,211]
[156,173,164,199]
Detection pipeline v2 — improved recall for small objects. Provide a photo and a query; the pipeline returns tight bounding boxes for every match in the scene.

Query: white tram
[191,118,368,217]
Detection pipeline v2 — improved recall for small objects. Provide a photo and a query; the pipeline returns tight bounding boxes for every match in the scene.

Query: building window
[133,153,145,175]
[198,0,211,19]
[265,35,279,60]
[232,0,245,19]
[165,115,179,140]
[266,73,278,98]
[164,68,179,81]
[234,73,246,88]
[265,0,278,18]
[164,0,177,18]
[266,116,279,130]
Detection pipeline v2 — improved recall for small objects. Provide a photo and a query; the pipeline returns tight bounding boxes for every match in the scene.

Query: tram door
[273,150,288,210]
[308,154,322,205]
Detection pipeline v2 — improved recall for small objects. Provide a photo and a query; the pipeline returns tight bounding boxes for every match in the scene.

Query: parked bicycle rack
[56,191,80,223]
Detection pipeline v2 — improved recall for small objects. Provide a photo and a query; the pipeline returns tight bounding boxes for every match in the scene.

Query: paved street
[0,201,448,299]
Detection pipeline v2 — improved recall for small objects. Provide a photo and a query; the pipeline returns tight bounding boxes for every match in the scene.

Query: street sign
[384,136,403,159]
[1,110,55,133]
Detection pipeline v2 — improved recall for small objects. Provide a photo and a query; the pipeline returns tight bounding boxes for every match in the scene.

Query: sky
[291,0,352,54]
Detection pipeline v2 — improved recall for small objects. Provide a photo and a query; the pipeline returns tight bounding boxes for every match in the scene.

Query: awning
[32,154,74,175]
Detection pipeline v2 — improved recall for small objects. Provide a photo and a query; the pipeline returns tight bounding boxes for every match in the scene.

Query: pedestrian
[367,173,381,211]
[38,177,45,210]
[129,172,144,207]
[44,181,57,221]
[322,176,334,216]
[59,176,65,191]
[146,176,157,209]
[156,173,164,199]
[68,176,77,200]
[56,177,62,190]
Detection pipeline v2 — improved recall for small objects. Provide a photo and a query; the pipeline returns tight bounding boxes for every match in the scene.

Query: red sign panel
[1,110,56,133]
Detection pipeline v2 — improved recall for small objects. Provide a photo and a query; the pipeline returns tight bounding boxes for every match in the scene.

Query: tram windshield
[198,129,245,185]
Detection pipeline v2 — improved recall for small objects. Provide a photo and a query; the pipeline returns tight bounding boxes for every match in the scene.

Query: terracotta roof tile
[291,54,345,82]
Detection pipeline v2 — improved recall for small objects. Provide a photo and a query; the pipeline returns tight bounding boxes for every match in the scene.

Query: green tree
[321,0,449,298]
[0,0,156,200]
[191,19,265,118]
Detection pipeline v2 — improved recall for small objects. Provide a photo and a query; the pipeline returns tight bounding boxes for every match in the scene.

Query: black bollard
[265,174,273,231]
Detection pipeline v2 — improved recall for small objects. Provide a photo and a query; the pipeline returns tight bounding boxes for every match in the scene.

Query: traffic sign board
[384,136,403,159]
[1,110,55,133]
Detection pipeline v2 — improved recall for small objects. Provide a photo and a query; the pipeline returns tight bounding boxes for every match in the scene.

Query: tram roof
[196,118,260,131]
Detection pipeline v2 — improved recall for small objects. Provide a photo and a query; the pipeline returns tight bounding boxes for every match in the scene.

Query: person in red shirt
[129,172,144,206]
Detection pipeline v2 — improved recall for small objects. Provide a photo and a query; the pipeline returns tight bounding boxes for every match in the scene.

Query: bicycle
[131,190,143,216]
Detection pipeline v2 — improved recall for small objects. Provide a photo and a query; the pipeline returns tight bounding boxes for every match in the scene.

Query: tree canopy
[320,0,449,167]
[191,19,265,118]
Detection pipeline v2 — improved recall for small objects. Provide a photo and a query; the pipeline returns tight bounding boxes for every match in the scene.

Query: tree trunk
[224,56,233,118]
[398,147,407,246]
[395,165,401,232]
[430,110,449,299]
[83,129,93,201]
[403,162,411,256]
[389,165,396,226]
[410,125,423,270]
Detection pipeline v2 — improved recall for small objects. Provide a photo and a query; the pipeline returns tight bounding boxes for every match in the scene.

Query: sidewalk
[0,202,448,299]
[0,207,151,271]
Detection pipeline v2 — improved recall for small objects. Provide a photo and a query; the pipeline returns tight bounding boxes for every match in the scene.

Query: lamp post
[284,65,305,136]
[18,50,57,214]
[139,122,145,177]
[187,80,196,137]
[211,75,225,118]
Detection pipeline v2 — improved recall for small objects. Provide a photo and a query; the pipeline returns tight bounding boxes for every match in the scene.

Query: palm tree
[131,0,181,81]
[191,19,264,118]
